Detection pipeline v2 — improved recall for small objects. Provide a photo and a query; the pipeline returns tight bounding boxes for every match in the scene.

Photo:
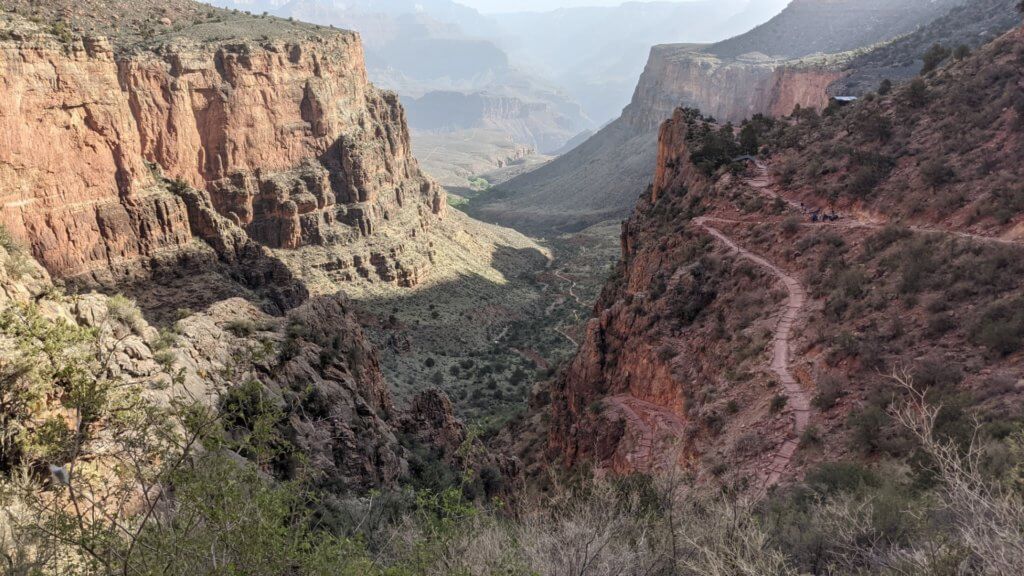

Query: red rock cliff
[0,8,445,280]
[549,110,712,475]
[624,44,846,129]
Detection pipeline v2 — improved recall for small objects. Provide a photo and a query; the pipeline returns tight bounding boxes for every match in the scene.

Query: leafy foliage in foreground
[3,317,1023,576]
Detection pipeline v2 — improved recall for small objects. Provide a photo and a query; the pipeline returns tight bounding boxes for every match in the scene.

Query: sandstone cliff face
[0,11,445,283]
[624,45,845,127]
[0,32,194,278]
[549,111,713,475]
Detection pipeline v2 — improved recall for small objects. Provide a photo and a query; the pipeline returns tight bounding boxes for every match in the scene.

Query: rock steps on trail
[694,216,812,489]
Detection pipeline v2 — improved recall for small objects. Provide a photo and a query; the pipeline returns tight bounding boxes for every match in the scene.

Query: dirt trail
[553,270,584,307]
[694,216,811,488]
[745,161,1023,247]
[604,394,689,472]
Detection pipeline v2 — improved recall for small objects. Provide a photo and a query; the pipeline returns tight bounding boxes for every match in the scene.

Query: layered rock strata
[0,8,445,286]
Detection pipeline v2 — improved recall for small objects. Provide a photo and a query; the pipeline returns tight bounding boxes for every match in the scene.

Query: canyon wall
[0,11,445,282]
[0,33,194,279]
[623,45,846,128]
[476,46,843,234]
[548,110,714,474]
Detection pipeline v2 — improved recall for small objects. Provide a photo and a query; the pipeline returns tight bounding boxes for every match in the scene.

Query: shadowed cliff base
[276,211,619,431]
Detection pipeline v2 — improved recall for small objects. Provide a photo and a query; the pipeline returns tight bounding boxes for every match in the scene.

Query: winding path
[677,161,1024,488]
[745,160,1023,248]
[553,270,584,307]
[604,395,689,473]
[694,216,812,488]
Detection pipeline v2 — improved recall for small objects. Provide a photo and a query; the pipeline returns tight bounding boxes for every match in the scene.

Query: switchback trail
[553,270,583,307]
[694,216,812,488]
[745,160,1023,247]
[604,394,688,473]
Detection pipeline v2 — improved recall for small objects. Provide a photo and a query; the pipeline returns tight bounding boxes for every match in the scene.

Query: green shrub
[848,405,891,454]
[770,394,788,414]
[920,158,956,187]
[48,22,74,45]
[805,461,880,494]
[0,225,32,278]
[906,78,929,108]
[920,43,950,74]
[224,318,257,337]
[855,110,892,142]
[971,298,1024,355]
[106,294,145,335]
[782,216,800,235]
[813,373,846,410]
[800,425,821,447]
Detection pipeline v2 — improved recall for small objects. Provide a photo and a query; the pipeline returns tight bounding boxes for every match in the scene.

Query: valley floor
[272,206,620,431]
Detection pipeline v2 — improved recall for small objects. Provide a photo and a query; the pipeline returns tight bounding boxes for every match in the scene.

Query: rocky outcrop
[1,233,419,492]
[399,389,467,459]
[624,46,846,128]
[0,7,445,285]
[548,110,713,474]
[269,294,408,489]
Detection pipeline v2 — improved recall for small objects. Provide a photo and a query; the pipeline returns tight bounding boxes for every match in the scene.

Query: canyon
[2,0,1024,573]
[473,0,996,234]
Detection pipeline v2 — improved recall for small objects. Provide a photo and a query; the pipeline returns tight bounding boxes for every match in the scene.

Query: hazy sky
[459,0,713,13]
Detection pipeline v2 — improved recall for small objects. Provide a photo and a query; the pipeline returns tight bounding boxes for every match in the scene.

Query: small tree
[921,43,950,74]
[878,78,893,96]
[906,78,928,108]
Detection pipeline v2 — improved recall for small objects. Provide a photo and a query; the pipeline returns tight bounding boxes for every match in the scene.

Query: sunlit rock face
[0,8,444,282]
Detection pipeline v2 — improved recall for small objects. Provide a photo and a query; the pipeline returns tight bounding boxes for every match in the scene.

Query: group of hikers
[800,203,842,223]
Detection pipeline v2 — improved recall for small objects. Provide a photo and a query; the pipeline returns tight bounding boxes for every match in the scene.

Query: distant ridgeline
[474,0,1022,234]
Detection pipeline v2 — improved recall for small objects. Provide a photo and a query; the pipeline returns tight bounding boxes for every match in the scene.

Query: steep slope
[830,0,1021,95]
[547,27,1024,488]
[478,0,960,234]
[0,212,407,492]
[0,0,445,288]
[709,0,963,59]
